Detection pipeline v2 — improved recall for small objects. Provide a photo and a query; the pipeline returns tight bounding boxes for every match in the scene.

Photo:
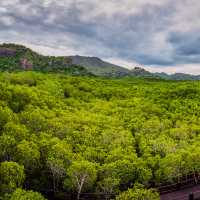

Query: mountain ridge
[69,55,130,77]
[0,43,200,80]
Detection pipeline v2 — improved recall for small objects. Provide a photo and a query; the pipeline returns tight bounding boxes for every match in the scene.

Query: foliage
[0,71,200,199]
[0,161,25,195]
[115,184,160,200]
[66,160,97,199]
[10,189,46,200]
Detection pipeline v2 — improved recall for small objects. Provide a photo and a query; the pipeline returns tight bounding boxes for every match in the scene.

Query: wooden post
[189,192,194,200]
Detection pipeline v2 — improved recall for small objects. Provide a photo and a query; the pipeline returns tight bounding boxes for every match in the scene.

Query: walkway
[160,184,200,200]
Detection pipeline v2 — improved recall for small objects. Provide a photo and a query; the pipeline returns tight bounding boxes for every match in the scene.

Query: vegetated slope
[0,43,130,77]
[130,68,200,80]
[1,43,200,80]
[0,43,92,76]
[1,71,200,199]
[70,55,130,76]
[69,56,200,80]
[155,72,200,80]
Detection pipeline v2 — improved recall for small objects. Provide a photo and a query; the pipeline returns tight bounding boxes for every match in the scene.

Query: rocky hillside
[0,43,92,76]
[1,43,200,80]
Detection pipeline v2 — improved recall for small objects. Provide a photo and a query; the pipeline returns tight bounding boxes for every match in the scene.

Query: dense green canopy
[0,71,200,199]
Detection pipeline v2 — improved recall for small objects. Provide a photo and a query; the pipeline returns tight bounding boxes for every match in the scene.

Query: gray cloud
[168,32,200,57]
[0,0,200,73]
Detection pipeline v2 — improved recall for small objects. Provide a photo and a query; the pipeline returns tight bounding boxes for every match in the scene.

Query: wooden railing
[43,174,200,200]
[158,178,199,194]
[156,174,200,194]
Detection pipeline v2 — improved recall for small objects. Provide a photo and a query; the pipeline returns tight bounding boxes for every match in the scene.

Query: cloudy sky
[0,0,200,74]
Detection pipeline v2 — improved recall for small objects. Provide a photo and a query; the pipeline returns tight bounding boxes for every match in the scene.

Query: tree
[0,134,16,161]
[155,153,186,184]
[8,86,32,113]
[100,159,152,187]
[115,184,160,200]
[183,146,200,184]
[15,140,40,169]
[66,160,97,200]
[20,108,47,133]
[97,177,120,198]
[0,161,25,195]
[10,188,46,200]
[47,141,72,193]
[0,106,13,130]
[3,122,29,141]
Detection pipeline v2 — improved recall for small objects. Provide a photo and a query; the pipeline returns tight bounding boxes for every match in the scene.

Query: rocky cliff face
[0,48,16,57]
[20,58,33,70]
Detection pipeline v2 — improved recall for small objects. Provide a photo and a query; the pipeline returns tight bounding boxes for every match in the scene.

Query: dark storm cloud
[1,0,200,73]
[168,32,200,57]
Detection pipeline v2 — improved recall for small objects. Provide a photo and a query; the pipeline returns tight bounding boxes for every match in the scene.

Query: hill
[156,72,200,80]
[0,43,200,80]
[0,43,92,76]
[70,55,130,76]
[130,67,200,80]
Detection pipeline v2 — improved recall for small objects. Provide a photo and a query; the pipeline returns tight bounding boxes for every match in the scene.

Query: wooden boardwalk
[160,184,200,200]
